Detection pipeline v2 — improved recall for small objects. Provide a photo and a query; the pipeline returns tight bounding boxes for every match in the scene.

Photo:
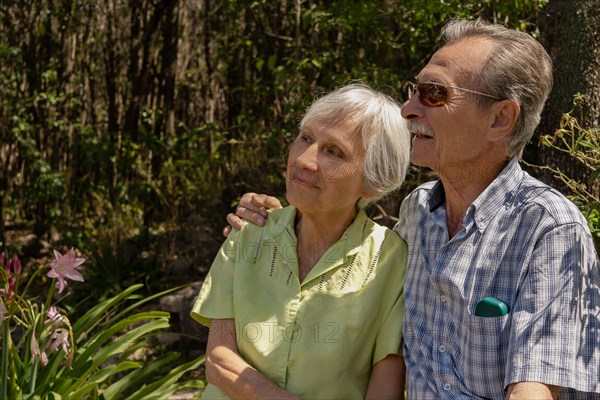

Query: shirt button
[287,360,293,367]
[439,345,446,353]
[300,291,308,299]
[293,324,300,332]
[443,383,451,391]
[440,295,447,303]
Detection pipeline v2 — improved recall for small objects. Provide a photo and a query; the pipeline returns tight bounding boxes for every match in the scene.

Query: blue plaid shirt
[395,158,600,399]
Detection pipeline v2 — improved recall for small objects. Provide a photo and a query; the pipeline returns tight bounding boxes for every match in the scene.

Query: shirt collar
[469,157,523,230]
[268,205,368,256]
[268,205,298,238]
[426,157,525,230]
[427,181,446,212]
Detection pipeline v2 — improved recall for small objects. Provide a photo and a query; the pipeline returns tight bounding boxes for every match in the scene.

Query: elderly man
[225,19,600,399]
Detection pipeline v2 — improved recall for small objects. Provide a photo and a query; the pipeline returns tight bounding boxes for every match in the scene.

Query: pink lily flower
[45,306,63,327]
[48,329,70,354]
[47,248,85,294]
[31,335,49,367]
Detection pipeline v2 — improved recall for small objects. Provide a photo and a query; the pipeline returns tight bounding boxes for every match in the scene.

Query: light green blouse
[191,206,407,399]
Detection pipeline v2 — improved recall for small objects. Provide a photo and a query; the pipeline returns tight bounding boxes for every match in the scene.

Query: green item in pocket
[475,296,509,317]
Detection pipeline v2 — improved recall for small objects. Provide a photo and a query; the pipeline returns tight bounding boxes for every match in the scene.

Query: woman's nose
[296,144,319,171]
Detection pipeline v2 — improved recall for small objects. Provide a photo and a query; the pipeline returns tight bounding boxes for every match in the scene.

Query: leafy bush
[0,250,204,400]
[536,95,600,252]
[0,0,548,247]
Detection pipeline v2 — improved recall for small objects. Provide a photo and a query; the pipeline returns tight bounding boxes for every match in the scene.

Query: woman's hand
[206,319,300,400]
[223,193,283,237]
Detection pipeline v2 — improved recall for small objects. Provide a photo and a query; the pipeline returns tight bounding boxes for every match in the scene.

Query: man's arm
[504,223,599,396]
[206,318,300,400]
[506,382,559,400]
[365,354,405,400]
[223,192,282,236]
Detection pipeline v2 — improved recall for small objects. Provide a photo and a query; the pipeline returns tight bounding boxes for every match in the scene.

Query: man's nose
[401,95,425,121]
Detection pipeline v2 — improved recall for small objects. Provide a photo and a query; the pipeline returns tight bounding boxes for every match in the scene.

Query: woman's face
[286,119,368,217]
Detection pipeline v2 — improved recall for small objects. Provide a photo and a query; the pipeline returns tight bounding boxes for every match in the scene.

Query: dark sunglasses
[407,81,502,107]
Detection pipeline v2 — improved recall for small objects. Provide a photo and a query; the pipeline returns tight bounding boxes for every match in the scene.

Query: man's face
[402,38,499,177]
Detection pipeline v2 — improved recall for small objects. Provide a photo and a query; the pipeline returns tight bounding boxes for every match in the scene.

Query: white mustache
[406,121,435,138]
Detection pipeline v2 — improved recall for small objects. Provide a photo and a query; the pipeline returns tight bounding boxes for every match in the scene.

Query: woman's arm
[365,354,405,400]
[206,319,300,400]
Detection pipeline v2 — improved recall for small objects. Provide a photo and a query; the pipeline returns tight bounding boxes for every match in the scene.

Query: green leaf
[66,362,141,399]
[72,284,144,343]
[71,313,169,372]
[47,392,63,400]
[590,165,600,184]
[310,59,322,68]
[267,54,277,70]
[55,315,169,395]
[126,355,205,400]
[34,349,76,393]
[101,353,180,399]
[106,286,183,329]
[255,58,264,71]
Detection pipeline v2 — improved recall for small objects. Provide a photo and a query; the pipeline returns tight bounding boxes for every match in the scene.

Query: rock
[168,259,191,276]
[159,282,208,356]
[160,283,202,313]
[157,332,182,345]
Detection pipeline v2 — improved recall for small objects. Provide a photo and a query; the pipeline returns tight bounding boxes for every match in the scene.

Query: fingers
[239,192,268,217]
[239,192,260,211]
[234,206,266,226]
[223,192,282,237]
[226,212,248,231]
[249,194,282,211]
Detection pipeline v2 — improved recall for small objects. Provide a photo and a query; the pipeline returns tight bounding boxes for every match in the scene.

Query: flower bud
[13,256,22,276]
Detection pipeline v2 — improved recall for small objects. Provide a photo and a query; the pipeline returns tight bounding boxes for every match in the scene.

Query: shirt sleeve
[372,234,408,364]
[190,229,240,327]
[505,222,600,393]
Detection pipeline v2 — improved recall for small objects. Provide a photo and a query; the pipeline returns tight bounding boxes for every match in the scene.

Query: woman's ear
[360,182,379,200]
[488,99,520,142]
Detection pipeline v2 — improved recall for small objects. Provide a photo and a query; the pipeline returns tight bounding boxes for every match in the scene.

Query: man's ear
[488,99,520,142]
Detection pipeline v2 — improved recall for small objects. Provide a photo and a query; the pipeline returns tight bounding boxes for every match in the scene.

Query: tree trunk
[536,0,600,196]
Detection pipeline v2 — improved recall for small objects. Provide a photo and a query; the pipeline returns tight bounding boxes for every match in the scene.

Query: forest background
[1,0,599,395]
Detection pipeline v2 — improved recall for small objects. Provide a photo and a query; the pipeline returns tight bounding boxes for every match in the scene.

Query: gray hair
[298,83,410,207]
[442,19,553,158]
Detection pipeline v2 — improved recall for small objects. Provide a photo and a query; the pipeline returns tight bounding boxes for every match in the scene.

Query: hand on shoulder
[223,192,282,237]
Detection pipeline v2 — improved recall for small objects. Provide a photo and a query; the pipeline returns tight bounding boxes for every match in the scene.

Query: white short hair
[442,19,553,158]
[299,83,410,207]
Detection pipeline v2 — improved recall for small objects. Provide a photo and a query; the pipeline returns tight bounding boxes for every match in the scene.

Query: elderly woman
[191,83,410,399]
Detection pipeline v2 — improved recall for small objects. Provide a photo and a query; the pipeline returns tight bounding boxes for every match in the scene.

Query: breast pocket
[457,312,511,399]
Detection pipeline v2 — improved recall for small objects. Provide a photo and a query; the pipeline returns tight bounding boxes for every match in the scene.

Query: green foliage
[83,239,159,301]
[0,0,548,246]
[0,253,204,399]
[537,94,600,251]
